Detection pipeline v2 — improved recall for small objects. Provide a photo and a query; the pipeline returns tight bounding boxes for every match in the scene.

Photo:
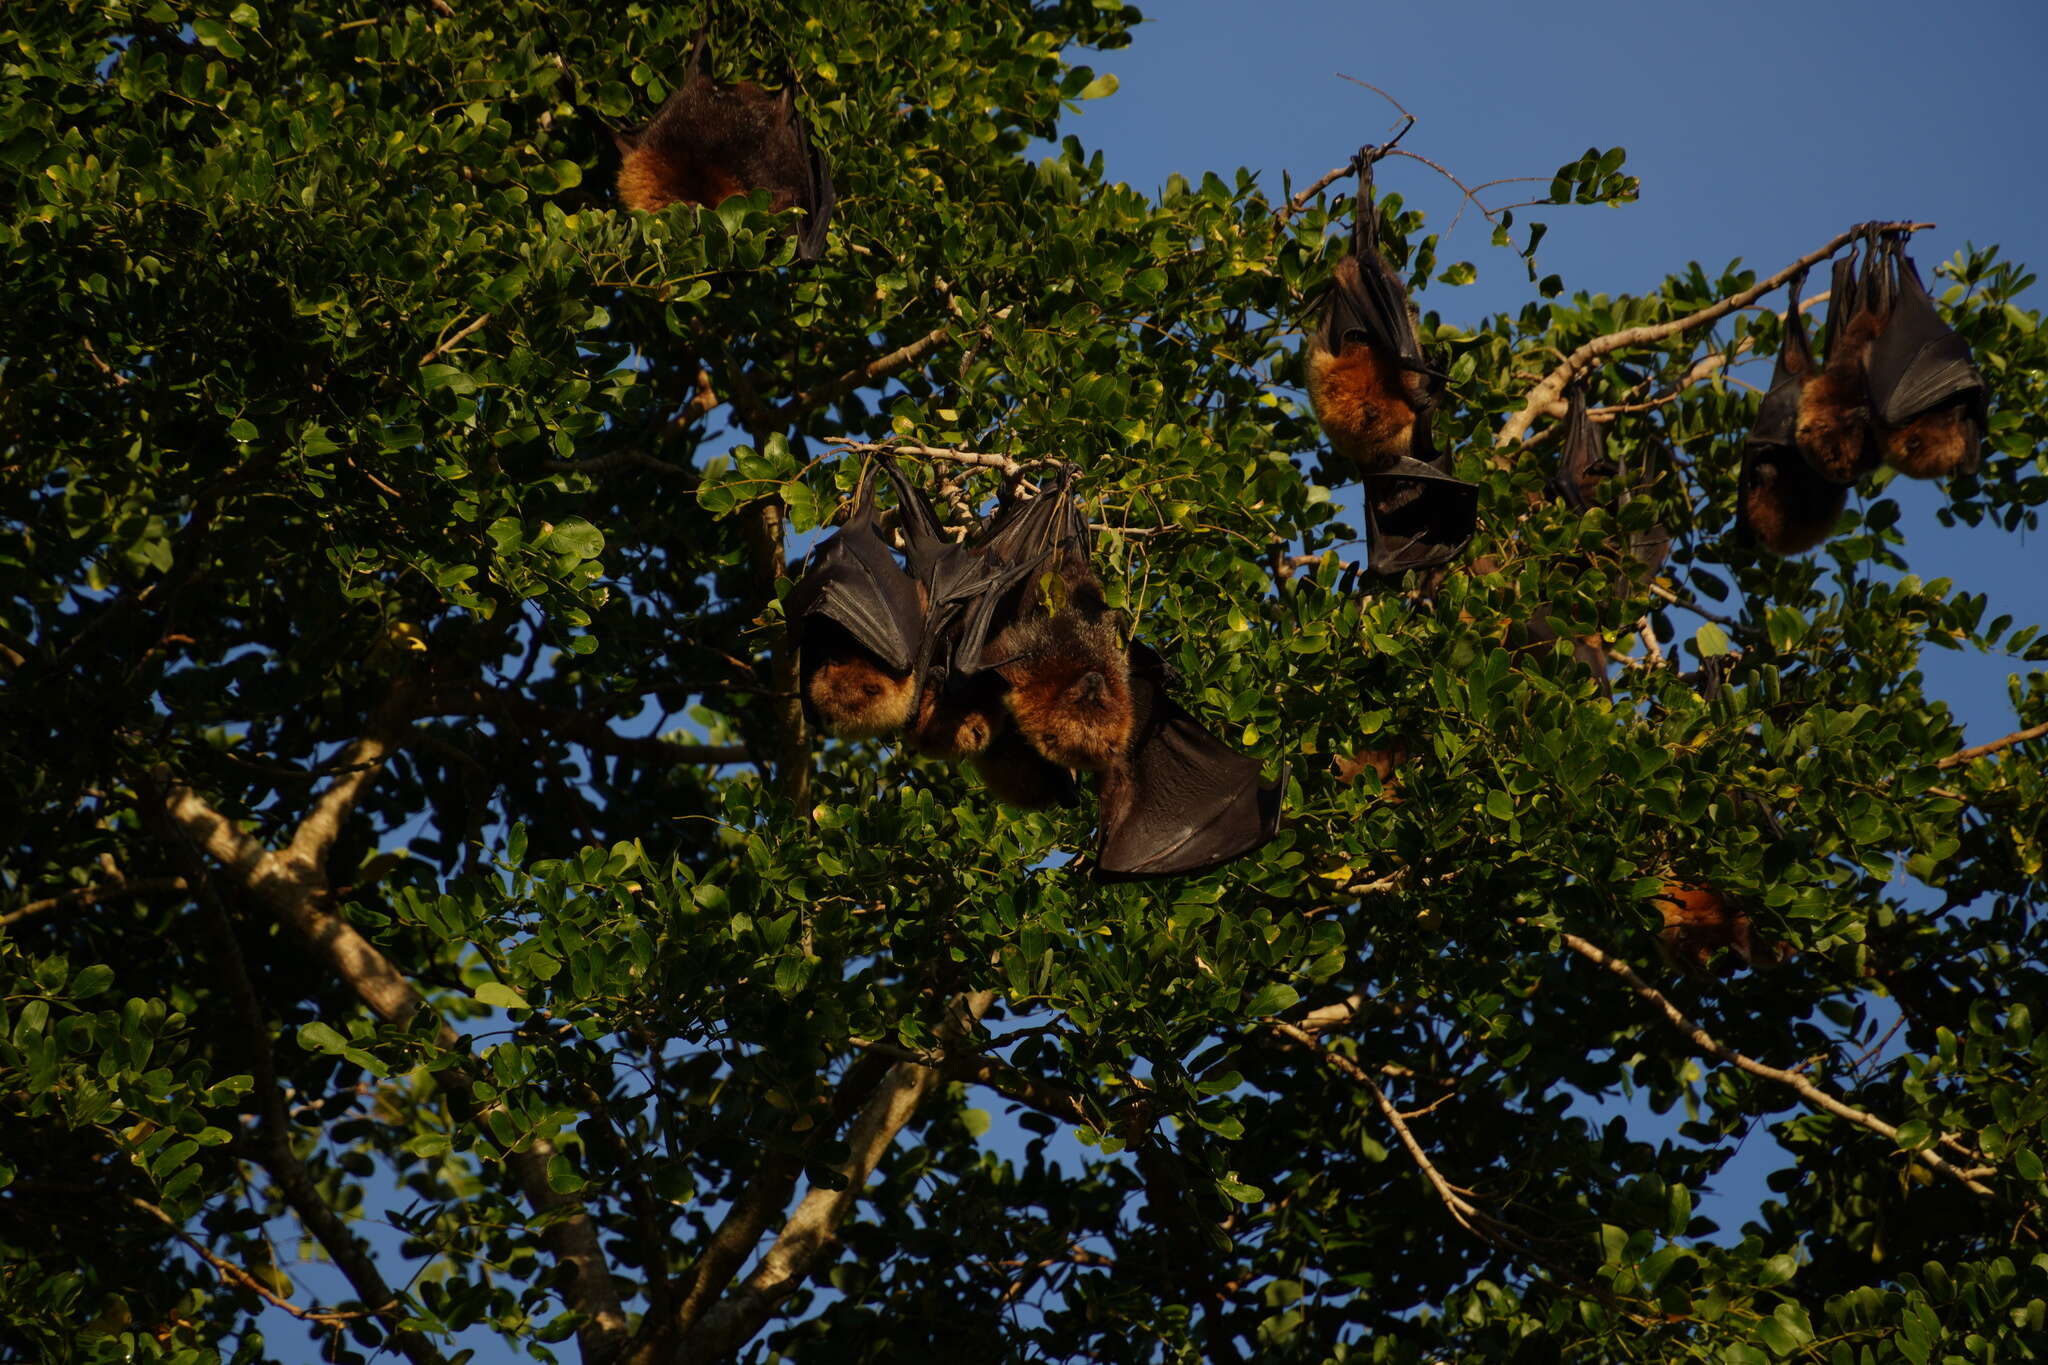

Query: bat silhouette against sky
[614,31,835,261]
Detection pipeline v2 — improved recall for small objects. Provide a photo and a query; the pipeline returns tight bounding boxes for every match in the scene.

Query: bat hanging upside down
[614,30,835,261]
[785,456,1283,878]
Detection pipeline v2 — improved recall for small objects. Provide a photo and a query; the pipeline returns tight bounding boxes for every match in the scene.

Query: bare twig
[2,875,189,928]
[1546,927,1995,1196]
[782,322,953,421]
[1647,581,1744,632]
[1497,222,1936,447]
[418,313,491,367]
[1937,721,2048,771]
[131,1197,387,1329]
[1269,1021,1512,1244]
[822,437,1039,480]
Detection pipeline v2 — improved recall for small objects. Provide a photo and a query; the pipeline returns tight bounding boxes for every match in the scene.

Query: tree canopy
[3,1,2047,1362]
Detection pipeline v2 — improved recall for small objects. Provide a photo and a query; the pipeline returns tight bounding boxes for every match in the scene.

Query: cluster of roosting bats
[614,40,1992,887]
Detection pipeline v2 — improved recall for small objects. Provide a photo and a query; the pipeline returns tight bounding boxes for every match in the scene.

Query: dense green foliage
[3,1,2047,1362]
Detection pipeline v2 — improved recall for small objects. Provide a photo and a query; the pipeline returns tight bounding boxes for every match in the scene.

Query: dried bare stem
[822,436,1044,480]
[3,875,189,928]
[131,1197,387,1330]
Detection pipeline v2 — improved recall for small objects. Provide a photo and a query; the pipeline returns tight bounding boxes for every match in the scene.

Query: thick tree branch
[152,756,633,1359]
[1547,927,1996,1196]
[1496,221,1936,447]
[688,992,998,1358]
[284,683,414,875]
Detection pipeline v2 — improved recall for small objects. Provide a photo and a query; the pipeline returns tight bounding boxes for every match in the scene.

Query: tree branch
[1937,721,2048,771]
[418,313,492,367]
[1269,1021,1517,1245]
[1496,221,1936,447]
[130,1196,384,1331]
[822,436,1044,480]
[781,321,953,422]
[150,764,633,1358]
[2,875,189,928]
[688,992,997,1358]
[1546,927,1996,1196]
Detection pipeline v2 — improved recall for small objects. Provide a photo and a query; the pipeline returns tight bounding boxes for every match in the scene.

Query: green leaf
[473,981,530,1010]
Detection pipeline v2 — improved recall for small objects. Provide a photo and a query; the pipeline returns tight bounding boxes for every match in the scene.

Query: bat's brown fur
[1881,401,1981,480]
[997,614,1133,773]
[911,679,1003,758]
[1739,447,1848,555]
[1794,308,1883,483]
[1654,882,1782,975]
[804,651,914,738]
[972,729,1078,810]
[616,143,748,214]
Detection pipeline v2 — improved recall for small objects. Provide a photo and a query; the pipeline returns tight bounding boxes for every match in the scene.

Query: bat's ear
[613,126,643,154]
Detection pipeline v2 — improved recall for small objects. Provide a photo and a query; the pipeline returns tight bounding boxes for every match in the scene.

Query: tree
[3,0,2046,1360]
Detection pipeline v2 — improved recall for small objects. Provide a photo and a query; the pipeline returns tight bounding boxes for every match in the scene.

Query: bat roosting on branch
[615,30,836,262]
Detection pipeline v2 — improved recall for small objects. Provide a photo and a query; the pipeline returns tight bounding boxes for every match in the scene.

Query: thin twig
[418,313,491,367]
[1497,221,1936,447]
[1647,581,1744,631]
[1545,926,1996,1196]
[1268,1021,1512,1244]
[2,875,189,928]
[131,1197,387,1329]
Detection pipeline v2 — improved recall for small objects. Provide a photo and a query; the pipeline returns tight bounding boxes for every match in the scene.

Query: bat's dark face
[1879,400,1982,480]
[911,682,1003,759]
[804,646,915,738]
[999,615,1133,773]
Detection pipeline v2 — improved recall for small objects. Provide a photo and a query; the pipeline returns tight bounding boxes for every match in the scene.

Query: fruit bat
[784,465,922,736]
[1792,235,1884,483]
[1094,648,1286,881]
[1740,268,1850,555]
[1867,234,1989,479]
[1360,450,1479,575]
[1555,383,1670,574]
[614,31,836,262]
[1654,881,1783,975]
[1305,154,1440,475]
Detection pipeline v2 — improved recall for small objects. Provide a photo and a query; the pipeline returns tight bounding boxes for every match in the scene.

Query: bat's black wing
[1555,384,1615,511]
[785,466,922,672]
[949,467,1087,675]
[1361,450,1478,575]
[793,105,835,263]
[1747,267,1812,451]
[1314,156,1433,380]
[1866,238,1988,427]
[1093,656,1283,880]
